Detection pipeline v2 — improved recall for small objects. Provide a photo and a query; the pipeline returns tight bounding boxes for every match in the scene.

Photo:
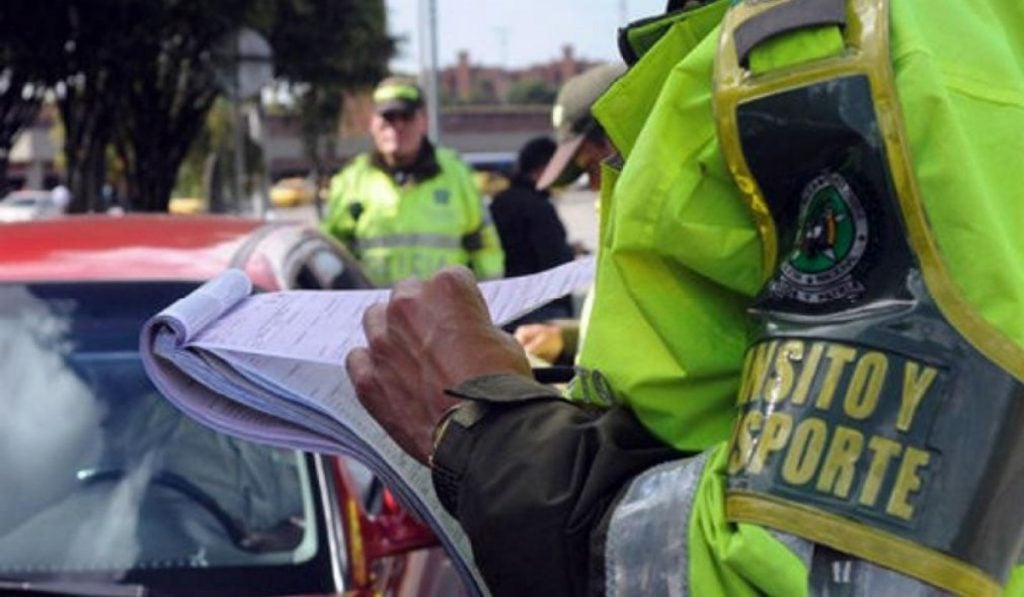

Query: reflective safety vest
[321,148,503,286]
[573,0,1024,594]
[715,0,1024,591]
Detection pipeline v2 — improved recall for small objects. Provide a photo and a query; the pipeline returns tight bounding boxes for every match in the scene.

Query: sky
[385,0,668,73]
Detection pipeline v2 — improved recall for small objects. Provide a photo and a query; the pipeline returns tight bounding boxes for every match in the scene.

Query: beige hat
[537,63,626,190]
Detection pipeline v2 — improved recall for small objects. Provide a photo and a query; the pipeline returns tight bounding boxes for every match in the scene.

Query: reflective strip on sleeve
[604,451,821,596]
[358,233,463,251]
[808,548,946,596]
[605,452,709,597]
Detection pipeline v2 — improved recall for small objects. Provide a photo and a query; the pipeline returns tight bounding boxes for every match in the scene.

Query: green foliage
[2,0,395,212]
[0,2,67,193]
[266,0,395,187]
[268,0,394,87]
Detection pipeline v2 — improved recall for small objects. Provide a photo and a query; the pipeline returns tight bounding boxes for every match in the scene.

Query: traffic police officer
[322,77,503,286]
[347,0,1024,594]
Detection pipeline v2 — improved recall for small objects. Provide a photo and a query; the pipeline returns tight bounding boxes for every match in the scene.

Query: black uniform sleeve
[431,374,684,596]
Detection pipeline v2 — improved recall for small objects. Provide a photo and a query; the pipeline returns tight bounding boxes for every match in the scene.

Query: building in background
[441,45,597,105]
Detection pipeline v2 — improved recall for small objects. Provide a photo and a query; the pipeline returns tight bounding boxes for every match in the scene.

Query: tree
[267,0,394,199]
[107,1,250,212]
[55,1,137,212]
[4,0,394,213]
[115,0,395,212]
[0,3,66,196]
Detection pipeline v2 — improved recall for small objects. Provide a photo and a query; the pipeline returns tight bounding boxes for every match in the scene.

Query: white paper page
[477,255,596,325]
[142,258,596,597]
[190,256,595,363]
[212,351,478,578]
[147,329,342,453]
[157,268,252,341]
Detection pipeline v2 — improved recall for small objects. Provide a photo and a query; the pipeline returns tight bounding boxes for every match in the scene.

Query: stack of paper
[140,257,595,596]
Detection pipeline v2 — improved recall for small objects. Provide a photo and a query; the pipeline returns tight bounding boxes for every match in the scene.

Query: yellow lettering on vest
[736,348,757,405]
[887,446,930,520]
[791,342,825,406]
[728,410,763,474]
[842,352,888,420]
[892,446,933,520]
[765,340,803,405]
[858,436,903,508]
[748,412,793,475]
[781,417,827,485]
[744,341,778,405]
[815,425,864,499]
[897,362,938,433]
[814,345,858,411]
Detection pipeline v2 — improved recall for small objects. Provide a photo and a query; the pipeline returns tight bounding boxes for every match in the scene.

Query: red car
[0,215,464,596]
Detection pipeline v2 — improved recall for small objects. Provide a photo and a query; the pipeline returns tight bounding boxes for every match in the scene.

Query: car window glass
[0,282,329,587]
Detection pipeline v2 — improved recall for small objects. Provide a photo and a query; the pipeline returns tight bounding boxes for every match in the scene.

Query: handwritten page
[140,256,596,597]
[190,256,595,363]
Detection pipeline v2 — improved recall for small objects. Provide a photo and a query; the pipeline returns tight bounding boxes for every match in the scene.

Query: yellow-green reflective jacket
[321,148,504,286]
[572,0,1024,594]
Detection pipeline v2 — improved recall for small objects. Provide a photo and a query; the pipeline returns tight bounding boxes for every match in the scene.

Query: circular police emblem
[773,172,868,304]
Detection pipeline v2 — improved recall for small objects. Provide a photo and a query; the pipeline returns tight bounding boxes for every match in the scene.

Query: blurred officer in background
[321,77,503,286]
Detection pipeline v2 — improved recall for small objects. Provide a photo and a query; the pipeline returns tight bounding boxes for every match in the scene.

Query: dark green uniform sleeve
[431,374,684,596]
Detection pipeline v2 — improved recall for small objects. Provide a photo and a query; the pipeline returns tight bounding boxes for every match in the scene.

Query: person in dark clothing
[489,136,575,327]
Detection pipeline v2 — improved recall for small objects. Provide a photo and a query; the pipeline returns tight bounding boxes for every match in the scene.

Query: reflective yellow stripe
[359,233,462,250]
[727,492,1001,597]
[373,83,422,104]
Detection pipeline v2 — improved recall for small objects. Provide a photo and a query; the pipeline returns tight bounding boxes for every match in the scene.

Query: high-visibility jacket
[569,0,1024,593]
[321,147,504,287]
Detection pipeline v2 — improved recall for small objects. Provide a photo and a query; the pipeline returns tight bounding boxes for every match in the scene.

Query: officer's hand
[347,267,532,464]
[514,323,565,364]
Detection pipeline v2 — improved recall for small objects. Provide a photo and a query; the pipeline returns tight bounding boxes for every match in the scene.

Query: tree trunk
[114,49,218,213]
[59,77,114,214]
[0,153,9,196]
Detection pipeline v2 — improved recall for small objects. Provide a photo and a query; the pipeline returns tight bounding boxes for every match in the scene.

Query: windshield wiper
[0,577,148,596]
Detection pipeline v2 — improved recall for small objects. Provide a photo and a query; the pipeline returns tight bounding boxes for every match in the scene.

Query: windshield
[0,282,335,593]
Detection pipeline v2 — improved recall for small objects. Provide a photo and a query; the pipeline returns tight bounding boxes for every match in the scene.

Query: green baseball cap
[537,63,626,190]
[373,77,425,114]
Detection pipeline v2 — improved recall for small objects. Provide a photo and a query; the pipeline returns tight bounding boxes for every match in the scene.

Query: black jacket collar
[370,139,441,185]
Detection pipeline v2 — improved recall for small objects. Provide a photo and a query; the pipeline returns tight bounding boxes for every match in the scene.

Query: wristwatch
[428,373,565,514]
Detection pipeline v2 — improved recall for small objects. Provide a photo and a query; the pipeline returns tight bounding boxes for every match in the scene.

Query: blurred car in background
[270,176,317,208]
[0,215,465,597]
[168,196,206,215]
[0,189,65,223]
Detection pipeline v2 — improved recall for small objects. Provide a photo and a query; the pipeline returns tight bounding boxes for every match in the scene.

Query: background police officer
[321,77,503,287]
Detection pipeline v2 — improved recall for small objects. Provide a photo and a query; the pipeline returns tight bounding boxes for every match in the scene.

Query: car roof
[0,215,271,283]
